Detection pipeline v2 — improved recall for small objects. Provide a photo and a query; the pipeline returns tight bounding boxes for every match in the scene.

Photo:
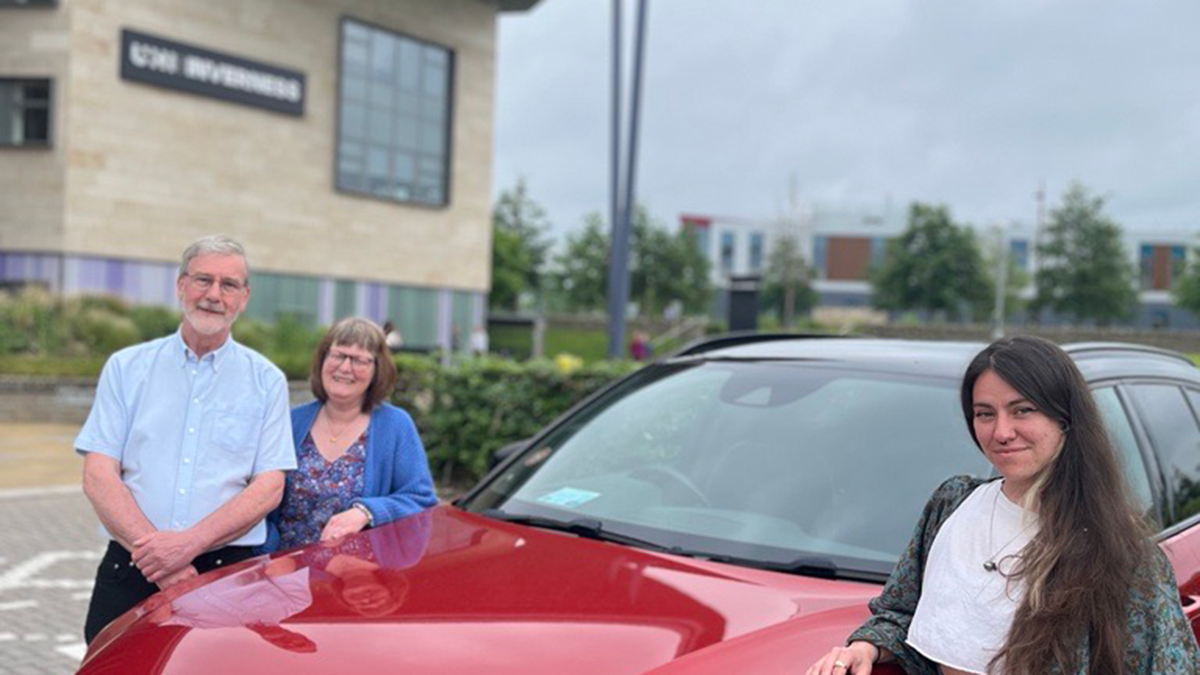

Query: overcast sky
[492,1,1200,242]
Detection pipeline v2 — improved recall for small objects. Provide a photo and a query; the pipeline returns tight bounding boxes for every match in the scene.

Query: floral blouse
[277,429,368,550]
[847,475,1199,674]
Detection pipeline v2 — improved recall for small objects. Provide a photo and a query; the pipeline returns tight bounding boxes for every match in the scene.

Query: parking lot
[0,424,103,675]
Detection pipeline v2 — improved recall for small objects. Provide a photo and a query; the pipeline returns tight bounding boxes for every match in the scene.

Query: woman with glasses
[262,318,437,552]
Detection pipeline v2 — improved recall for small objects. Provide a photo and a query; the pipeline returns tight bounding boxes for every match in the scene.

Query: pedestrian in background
[76,235,296,644]
[383,320,403,353]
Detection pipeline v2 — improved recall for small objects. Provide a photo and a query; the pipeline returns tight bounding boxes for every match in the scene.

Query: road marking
[0,599,37,611]
[56,634,75,642]
[0,550,102,591]
[57,642,88,662]
[72,591,92,600]
[0,632,15,641]
[24,633,47,641]
[0,484,82,500]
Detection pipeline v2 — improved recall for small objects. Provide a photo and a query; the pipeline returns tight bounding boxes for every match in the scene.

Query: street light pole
[991,223,1009,340]
[606,0,649,359]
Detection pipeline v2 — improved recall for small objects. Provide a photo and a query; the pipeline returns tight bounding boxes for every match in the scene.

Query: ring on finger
[833,661,848,670]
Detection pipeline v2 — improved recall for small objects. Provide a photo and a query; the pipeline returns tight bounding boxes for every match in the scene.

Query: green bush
[392,355,638,485]
[69,308,141,355]
[231,316,273,353]
[129,305,181,341]
[1,287,70,354]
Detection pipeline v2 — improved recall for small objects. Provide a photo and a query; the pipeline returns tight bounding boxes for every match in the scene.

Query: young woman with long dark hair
[807,336,1198,674]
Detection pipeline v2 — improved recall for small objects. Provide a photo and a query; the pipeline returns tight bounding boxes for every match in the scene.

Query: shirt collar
[174,329,237,371]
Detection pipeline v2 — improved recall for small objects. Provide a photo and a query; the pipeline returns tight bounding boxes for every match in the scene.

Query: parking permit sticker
[537,487,601,508]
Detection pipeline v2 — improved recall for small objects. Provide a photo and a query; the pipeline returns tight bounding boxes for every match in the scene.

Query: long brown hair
[960,336,1153,674]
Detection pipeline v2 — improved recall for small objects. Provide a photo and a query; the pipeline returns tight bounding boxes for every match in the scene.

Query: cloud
[494,1,1200,239]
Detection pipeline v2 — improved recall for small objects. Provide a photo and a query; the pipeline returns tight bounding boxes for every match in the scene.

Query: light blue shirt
[75,331,296,547]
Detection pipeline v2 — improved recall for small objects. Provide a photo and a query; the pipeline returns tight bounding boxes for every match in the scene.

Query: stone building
[0,0,537,351]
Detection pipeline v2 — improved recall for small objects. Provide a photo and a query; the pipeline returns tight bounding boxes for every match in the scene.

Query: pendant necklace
[323,409,359,444]
[983,482,1035,573]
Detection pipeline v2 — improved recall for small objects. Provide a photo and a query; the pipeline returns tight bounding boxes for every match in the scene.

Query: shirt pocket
[210,403,263,454]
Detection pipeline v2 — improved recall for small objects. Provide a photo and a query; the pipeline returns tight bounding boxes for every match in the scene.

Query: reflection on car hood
[80,505,880,675]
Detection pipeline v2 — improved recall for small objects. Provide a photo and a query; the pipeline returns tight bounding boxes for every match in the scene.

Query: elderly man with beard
[76,235,296,644]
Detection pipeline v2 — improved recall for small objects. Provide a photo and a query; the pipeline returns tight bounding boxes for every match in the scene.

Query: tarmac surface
[0,423,105,674]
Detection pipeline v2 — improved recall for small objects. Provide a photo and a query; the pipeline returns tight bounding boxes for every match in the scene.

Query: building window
[0,79,51,147]
[1140,243,1187,290]
[813,236,828,279]
[1009,239,1029,271]
[748,233,764,273]
[719,232,735,275]
[337,19,452,207]
[0,0,58,6]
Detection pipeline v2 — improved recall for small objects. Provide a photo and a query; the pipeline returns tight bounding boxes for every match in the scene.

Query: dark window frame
[0,0,58,7]
[0,77,52,148]
[1119,379,1200,535]
[334,16,455,208]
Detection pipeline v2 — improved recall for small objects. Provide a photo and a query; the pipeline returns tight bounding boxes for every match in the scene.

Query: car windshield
[463,359,992,578]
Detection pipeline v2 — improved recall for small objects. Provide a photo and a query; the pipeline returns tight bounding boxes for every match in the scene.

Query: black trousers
[83,540,256,644]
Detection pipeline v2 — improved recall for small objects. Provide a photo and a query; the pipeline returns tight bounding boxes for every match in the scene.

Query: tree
[869,202,992,321]
[760,233,818,326]
[552,213,610,312]
[630,206,712,315]
[1031,183,1136,325]
[551,206,713,315]
[1172,247,1200,316]
[489,226,531,312]
[490,177,551,311]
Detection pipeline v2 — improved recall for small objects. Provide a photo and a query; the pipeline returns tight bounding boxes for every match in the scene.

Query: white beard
[182,300,237,336]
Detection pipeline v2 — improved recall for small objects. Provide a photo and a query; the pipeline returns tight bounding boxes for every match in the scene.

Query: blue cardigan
[260,400,438,553]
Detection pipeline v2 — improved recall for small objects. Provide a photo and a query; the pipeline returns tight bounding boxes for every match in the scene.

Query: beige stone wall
[59,0,496,291]
[0,5,70,252]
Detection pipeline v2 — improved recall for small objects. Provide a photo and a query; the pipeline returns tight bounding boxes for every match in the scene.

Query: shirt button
[194,398,200,404]
[179,488,186,495]
[188,428,195,434]
[183,457,191,464]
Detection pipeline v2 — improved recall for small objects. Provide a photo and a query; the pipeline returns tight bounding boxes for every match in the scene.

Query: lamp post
[606,0,649,359]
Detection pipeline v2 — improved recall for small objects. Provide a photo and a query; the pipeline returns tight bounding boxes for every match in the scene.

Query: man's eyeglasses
[184,274,247,295]
[327,351,375,370]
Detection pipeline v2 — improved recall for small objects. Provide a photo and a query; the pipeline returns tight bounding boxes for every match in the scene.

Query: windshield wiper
[481,509,886,582]
[481,509,675,552]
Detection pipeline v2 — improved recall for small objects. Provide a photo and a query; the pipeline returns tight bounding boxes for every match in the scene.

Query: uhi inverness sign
[120,28,305,116]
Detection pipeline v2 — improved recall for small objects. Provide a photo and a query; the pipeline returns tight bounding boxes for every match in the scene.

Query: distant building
[0,0,538,351]
[682,207,1198,329]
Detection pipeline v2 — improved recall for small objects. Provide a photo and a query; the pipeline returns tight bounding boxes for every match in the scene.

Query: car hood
[81,505,881,674]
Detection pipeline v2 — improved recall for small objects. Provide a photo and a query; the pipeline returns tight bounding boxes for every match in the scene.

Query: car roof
[671,334,1200,384]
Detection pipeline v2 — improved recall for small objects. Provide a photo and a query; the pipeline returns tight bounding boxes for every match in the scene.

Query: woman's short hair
[310,317,397,412]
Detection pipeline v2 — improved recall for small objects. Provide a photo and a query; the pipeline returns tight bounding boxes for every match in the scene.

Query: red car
[80,337,1200,674]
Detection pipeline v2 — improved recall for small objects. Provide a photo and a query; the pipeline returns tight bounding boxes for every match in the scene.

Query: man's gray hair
[178,235,249,281]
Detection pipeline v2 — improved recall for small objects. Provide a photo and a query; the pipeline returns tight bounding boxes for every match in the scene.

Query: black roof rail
[1062,342,1195,367]
[671,331,854,358]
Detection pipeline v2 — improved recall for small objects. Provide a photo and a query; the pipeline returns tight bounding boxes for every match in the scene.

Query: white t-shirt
[906,480,1038,674]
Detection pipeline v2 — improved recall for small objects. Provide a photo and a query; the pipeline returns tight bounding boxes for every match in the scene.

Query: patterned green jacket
[847,475,1199,674]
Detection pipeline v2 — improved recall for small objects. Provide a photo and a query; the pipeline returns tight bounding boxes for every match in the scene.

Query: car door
[1122,382,1200,640]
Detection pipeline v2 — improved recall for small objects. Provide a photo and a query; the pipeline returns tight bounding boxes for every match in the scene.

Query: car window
[468,361,992,575]
[1126,384,1200,526]
[1091,387,1156,522]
